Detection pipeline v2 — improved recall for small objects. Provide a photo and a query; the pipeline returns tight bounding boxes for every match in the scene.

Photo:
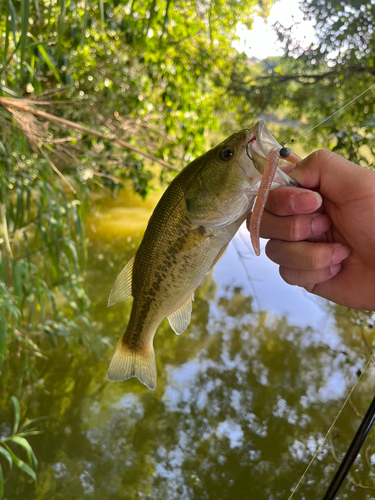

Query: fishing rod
[322,395,375,500]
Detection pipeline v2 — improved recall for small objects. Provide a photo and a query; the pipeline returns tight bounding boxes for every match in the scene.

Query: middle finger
[260,211,331,241]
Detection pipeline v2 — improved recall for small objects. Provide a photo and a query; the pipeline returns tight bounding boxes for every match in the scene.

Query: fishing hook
[245,140,254,162]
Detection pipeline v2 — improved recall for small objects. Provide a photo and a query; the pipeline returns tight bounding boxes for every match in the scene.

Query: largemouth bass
[107,121,300,390]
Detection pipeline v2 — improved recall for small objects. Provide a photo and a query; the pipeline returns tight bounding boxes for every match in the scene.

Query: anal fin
[167,294,194,335]
[108,253,136,307]
[107,338,157,390]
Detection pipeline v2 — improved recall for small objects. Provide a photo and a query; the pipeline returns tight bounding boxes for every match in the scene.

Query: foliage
[0,396,40,498]
[0,0,272,490]
[0,132,101,379]
[0,0,272,196]
[0,0,275,370]
[228,1,375,168]
[1,0,374,496]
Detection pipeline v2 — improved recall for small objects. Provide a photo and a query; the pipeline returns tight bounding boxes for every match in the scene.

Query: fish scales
[107,122,300,390]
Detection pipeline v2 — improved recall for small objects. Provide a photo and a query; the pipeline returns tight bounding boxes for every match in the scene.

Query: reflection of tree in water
[7,278,374,500]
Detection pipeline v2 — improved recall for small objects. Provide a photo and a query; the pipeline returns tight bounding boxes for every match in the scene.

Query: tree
[227,0,375,168]
[0,0,273,492]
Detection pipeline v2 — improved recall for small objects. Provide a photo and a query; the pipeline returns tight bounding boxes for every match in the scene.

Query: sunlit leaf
[10,396,21,435]
[3,445,36,482]
[8,436,38,469]
[8,0,17,48]
[37,44,62,83]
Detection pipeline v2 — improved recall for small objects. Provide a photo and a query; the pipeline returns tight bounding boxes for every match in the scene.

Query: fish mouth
[246,120,292,175]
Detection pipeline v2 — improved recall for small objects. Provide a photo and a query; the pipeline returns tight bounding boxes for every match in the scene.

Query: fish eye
[220,146,234,161]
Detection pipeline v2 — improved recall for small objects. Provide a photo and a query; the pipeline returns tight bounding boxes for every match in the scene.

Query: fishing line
[287,353,375,500]
[294,81,375,141]
[280,80,375,499]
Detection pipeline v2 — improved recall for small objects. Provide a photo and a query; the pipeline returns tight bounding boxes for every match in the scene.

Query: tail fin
[107,339,157,390]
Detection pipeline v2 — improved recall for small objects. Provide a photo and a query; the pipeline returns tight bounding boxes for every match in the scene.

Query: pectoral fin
[168,294,194,335]
[207,243,229,274]
[108,253,135,307]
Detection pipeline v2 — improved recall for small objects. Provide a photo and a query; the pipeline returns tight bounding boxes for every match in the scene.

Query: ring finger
[279,264,342,286]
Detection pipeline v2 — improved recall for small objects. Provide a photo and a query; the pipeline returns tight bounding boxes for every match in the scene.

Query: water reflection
[3,188,375,500]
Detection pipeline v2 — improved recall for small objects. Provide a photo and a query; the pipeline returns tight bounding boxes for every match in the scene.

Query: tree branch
[0,97,179,172]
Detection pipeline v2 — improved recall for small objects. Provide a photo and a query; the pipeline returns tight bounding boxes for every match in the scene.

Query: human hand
[250,150,375,311]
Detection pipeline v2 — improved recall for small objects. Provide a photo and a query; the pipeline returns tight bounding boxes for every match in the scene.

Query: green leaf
[3,445,36,482]
[37,45,62,83]
[12,261,22,307]
[10,396,21,435]
[8,0,17,48]
[8,436,37,468]
[0,464,3,499]
[0,312,6,367]
[0,204,12,258]
[99,0,104,27]
[13,187,24,231]
[20,0,30,70]
[19,415,48,432]
[57,0,66,56]
[0,446,13,471]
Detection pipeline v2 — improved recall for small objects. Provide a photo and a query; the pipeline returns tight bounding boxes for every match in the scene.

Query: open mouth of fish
[246,120,301,256]
[246,120,299,186]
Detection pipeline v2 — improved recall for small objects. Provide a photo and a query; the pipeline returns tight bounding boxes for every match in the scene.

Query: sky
[233,0,316,60]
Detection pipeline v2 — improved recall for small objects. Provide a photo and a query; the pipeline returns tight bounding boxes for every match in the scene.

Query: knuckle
[266,190,281,214]
[305,246,330,270]
[314,149,335,164]
[289,217,304,241]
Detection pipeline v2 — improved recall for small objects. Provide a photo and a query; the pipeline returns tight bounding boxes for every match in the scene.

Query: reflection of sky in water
[214,224,330,329]
[163,225,366,418]
[9,195,375,500]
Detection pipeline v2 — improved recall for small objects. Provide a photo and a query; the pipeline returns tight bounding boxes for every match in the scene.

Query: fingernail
[331,246,351,265]
[291,192,322,212]
[311,214,331,235]
[330,263,342,275]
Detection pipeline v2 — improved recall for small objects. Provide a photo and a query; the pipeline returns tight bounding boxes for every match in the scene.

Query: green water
[3,188,375,500]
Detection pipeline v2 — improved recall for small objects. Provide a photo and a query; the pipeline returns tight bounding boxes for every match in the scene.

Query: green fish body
[107,121,296,389]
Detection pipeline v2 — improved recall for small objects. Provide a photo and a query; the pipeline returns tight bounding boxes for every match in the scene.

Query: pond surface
[4,187,375,500]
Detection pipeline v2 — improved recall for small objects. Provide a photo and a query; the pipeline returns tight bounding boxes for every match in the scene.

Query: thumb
[289,150,375,204]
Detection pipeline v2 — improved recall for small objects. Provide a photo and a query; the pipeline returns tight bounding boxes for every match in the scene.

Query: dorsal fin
[108,254,136,307]
[167,294,194,335]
